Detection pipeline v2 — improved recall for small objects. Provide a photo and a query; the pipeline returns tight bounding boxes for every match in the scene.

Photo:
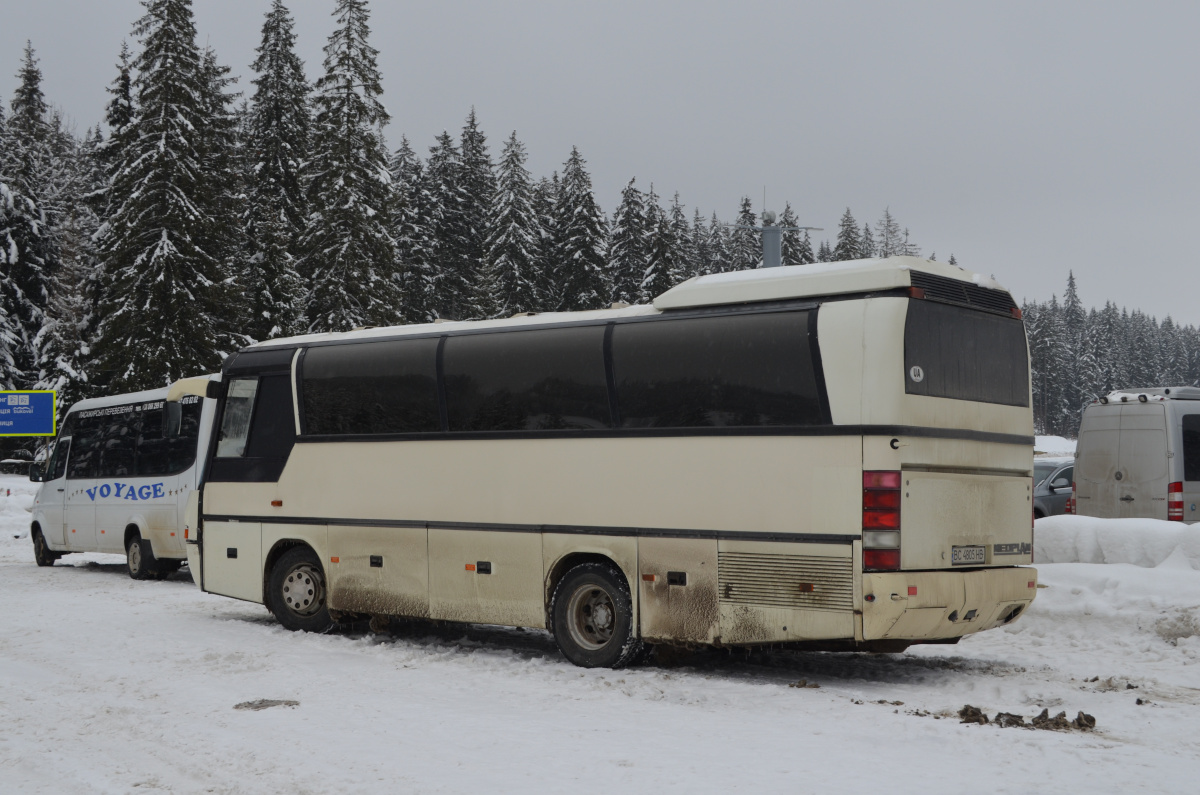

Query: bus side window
[217,379,259,458]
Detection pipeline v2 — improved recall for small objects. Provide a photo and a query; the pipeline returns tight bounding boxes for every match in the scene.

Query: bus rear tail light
[1168,482,1184,521]
[1066,482,1076,515]
[863,471,901,571]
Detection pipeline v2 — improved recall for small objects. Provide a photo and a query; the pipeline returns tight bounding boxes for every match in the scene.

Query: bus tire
[126,533,160,580]
[267,546,333,633]
[551,562,642,669]
[32,527,60,567]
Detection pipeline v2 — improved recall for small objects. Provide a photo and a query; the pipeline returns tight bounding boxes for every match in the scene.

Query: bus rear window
[904,301,1029,407]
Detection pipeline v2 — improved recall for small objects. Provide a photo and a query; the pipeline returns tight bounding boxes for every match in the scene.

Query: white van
[29,380,217,578]
[1073,387,1200,523]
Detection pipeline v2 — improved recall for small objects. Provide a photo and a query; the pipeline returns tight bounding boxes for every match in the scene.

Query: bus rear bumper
[862,566,1037,641]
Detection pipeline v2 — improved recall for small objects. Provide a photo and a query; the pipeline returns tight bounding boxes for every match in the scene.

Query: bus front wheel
[267,546,333,633]
[551,562,642,669]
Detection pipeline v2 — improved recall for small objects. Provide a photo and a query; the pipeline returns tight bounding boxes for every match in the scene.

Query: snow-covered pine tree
[1158,316,1187,385]
[2,42,59,389]
[390,136,436,323]
[690,208,710,276]
[607,177,647,305]
[779,203,808,266]
[833,208,861,262]
[874,207,903,257]
[459,108,495,316]
[1060,272,1088,430]
[948,253,958,266]
[198,46,247,322]
[901,228,920,257]
[242,0,310,340]
[425,131,473,320]
[706,212,730,273]
[299,0,398,332]
[93,0,240,392]
[0,103,24,389]
[817,240,832,262]
[480,131,540,317]
[552,147,608,311]
[667,193,693,286]
[859,222,875,259]
[639,187,673,301]
[530,174,558,310]
[728,197,759,272]
[35,119,101,411]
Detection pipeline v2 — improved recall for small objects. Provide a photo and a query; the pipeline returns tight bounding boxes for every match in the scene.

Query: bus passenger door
[37,437,71,546]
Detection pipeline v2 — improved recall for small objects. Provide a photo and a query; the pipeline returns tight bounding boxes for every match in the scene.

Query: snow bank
[1036,515,1200,570]
[1035,435,1075,455]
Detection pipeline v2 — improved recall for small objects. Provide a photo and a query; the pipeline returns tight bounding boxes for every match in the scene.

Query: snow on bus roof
[247,303,662,350]
[653,256,1000,310]
[247,257,1004,352]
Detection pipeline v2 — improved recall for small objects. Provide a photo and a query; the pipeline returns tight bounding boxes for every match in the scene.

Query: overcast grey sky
[4,0,1198,323]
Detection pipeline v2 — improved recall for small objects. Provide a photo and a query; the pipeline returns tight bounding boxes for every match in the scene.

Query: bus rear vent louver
[909,271,1017,316]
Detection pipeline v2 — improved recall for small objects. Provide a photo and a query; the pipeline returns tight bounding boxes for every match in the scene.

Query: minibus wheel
[551,562,642,669]
[31,527,60,567]
[125,533,161,580]
[267,546,333,633]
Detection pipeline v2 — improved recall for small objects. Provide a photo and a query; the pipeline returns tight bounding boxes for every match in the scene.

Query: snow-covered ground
[2,473,1198,794]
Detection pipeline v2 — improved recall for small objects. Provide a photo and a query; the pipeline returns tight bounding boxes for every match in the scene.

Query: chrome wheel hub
[566,585,617,651]
[282,564,324,617]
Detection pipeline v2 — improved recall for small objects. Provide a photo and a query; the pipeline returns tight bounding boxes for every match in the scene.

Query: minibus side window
[1184,414,1200,482]
[67,414,102,479]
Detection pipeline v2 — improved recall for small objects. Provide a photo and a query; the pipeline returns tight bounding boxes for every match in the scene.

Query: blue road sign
[0,391,56,436]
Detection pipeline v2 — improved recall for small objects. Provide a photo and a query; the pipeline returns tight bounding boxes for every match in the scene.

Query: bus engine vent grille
[909,271,1017,316]
[718,553,854,612]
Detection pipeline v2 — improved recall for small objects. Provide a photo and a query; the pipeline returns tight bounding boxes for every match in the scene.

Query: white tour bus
[29,382,217,579]
[1072,387,1200,523]
[171,256,1037,668]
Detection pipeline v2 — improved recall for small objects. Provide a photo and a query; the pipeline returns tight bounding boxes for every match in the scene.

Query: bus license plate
[951,545,987,565]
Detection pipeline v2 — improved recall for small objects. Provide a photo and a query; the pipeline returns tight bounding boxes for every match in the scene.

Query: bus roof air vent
[907,271,1018,316]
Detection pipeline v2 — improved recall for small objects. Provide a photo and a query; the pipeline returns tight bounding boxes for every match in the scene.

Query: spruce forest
[1,0,1198,452]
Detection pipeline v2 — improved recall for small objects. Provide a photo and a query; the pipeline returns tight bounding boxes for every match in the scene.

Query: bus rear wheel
[32,528,60,567]
[267,546,333,633]
[551,562,642,669]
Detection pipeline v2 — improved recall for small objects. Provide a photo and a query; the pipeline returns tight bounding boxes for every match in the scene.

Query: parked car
[1074,387,1200,523]
[1034,457,1074,518]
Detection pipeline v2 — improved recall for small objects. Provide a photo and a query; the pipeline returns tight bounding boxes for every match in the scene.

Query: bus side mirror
[29,464,43,483]
[166,402,183,439]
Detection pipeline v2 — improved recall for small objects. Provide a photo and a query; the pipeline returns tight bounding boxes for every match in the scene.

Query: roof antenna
[727,192,822,268]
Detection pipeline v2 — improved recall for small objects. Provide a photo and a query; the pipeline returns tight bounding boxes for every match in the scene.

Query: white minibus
[29,382,217,578]
[172,256,1038,667]
[1073,387,1200,523]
